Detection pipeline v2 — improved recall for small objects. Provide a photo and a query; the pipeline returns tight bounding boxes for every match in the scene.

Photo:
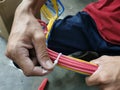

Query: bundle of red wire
[38,20,98,75]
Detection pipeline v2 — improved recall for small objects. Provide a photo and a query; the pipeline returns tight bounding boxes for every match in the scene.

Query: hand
[86,55,120,90]
[6,1,54,76]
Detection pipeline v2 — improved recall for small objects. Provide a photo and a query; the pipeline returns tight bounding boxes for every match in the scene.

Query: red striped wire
[38,19,98,75]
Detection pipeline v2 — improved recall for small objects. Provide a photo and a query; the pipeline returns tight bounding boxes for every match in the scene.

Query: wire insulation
[40,0,98,75]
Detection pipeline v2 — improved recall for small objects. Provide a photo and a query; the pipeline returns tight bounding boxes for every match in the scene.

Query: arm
[86,55,120,90]
[6,0,54,76]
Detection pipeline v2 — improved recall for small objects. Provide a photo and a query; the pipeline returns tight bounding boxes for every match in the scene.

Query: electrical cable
[38,20,98,75]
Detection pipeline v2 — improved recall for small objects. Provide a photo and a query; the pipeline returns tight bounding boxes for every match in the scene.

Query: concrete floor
[0,0,99,90]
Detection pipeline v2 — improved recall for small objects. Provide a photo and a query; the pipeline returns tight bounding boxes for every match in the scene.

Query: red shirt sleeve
[84,0,120,45]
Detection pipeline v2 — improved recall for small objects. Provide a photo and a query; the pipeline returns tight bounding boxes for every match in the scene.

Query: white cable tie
[53,53,62,66]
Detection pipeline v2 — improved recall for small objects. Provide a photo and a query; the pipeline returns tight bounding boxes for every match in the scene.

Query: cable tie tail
[53,53,62,66]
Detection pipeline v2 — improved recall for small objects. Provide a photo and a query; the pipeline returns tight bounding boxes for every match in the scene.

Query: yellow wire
[41,0,97,75]
[59,65,90,75]
[67,56,97,66]
[41,0,59,38]
[41,5,53,20]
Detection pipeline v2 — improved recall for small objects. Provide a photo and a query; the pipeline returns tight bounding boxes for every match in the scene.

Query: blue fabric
[47,12,120,56]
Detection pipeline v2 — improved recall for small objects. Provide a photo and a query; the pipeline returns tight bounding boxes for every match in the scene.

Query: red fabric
[84,0,120,45]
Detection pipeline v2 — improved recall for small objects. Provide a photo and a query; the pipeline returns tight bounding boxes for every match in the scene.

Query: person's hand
[6,1,54,76]
[86,55,120,90]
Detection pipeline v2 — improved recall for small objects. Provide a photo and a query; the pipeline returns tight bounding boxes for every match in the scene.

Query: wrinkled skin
[6,0,54,76]
[86,55,120,90]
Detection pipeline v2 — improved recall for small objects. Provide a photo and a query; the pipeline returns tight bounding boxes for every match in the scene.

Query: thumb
[33,31,54,70]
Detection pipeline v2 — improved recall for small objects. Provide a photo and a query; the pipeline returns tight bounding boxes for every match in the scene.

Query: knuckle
[101,55,108,59]
[5,49,10,58]
[34,32,45,41]
[38,50,48,58]
[98,74,109,84]
[23,70,32,77]
[6,43,20,59]
[6,46,14,59]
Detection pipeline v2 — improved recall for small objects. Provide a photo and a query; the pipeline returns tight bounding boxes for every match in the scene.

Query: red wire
[38,78,48,90]
[48,49,94,70]
[49,49,97,69]
[47,48,97,75]
[38,19,98,75]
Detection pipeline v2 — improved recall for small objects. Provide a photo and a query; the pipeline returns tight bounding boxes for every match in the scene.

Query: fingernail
[42,69,48,74]
[46,60,53,68]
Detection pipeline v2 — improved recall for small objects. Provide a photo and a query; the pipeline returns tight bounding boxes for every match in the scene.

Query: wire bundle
[40,0,98,75]
[41,0,59,38]
[47,49,98,75]
[38,19,98,75]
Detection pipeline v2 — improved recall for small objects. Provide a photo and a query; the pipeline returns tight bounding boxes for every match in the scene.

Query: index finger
[16,56,50,76]
[85,66,101,86]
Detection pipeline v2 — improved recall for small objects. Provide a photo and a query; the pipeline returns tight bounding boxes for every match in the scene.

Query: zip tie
[53,53,62,66]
